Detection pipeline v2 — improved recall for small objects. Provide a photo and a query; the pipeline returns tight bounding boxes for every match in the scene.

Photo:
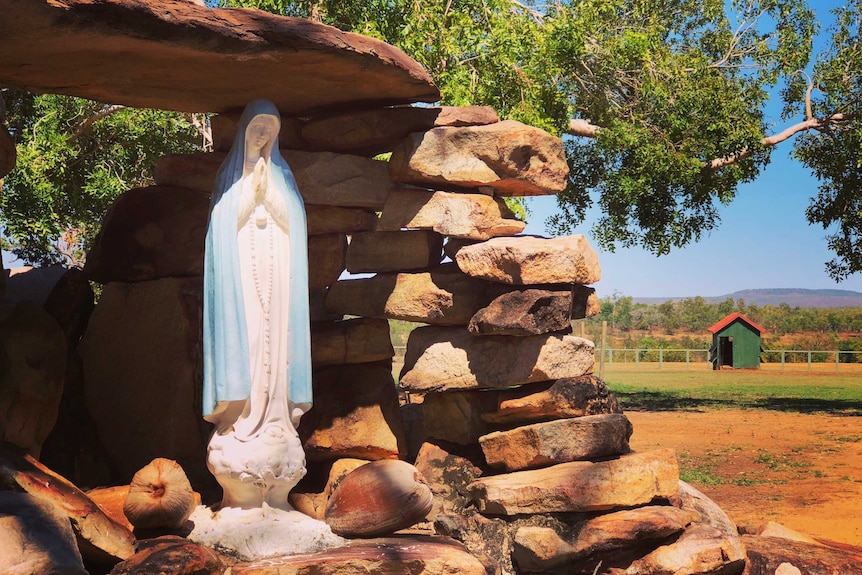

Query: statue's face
[247,116,276,152]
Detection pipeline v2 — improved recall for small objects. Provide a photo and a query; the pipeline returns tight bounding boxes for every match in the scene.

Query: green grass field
[601,364,862,414]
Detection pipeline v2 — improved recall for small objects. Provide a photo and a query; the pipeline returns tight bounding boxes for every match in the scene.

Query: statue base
[187,504,345,561]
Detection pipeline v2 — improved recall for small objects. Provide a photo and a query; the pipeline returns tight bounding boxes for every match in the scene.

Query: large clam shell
[324,459,433,537]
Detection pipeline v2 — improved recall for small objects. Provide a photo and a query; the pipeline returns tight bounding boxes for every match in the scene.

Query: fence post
[781,350,785,370]
[807,351,812,371]
[599,321,607,378]
[635,349,640,369]
[836,350,840,372]
[659,349,664,369]
[686,349,690,370]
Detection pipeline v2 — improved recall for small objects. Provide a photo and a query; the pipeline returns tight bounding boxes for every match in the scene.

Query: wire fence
[598,347,862,372]
[393,345,862,373]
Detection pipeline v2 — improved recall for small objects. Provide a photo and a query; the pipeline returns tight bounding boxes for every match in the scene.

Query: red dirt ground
[627,409,862,546]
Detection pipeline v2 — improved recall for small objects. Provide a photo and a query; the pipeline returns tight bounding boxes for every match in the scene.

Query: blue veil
[202,99,312,420]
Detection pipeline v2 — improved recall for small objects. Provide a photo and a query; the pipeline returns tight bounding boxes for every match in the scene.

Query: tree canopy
[1,0,859,278]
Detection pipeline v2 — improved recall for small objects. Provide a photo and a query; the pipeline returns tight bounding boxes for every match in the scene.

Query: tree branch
[66,105,125,143]
[566,114,850,170]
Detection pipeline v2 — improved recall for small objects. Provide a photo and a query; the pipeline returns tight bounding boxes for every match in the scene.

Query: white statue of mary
[191,100,340,559]
[202,99,312,510]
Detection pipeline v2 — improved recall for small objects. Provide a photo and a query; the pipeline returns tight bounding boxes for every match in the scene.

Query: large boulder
[378,188,525,240]
[467,449,679,515]
[0,0,439,114]
[389,120,568,196]
[400,326,595,392]
[77,278,209,482]
[454,234,602,285]
[0,301,66,457]
[301,105,500,156]
[84,186,209,283]
[325,265,490,325]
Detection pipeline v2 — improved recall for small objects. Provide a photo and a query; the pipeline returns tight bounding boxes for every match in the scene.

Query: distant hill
[633,288,862,308]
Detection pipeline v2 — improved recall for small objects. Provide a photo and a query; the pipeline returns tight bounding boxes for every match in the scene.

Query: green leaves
[1,91,199,266]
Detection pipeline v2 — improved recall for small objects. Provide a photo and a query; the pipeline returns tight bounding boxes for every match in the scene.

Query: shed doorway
[719,336,733,367]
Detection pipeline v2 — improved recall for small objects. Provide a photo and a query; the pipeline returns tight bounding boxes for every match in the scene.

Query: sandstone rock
[324,459,433,537]
[86,486,134,531]
[378,188,525,239]
[300,362,407,461]
[454,234,601,285]
[0,121,15,179]
[154,150,393,209]
[232,536,487,575]
[0,0,439,114]
[211,112,307,153]
[84,186,210,283]
[110,536,226,575]
[677,480,739,538]
[572,284,601,318]
[756,521,823,545]
[742,535,862,575]
[400,326,595,392]
[389,120,568,196]
[482,375,621,425]
[346,230,444,273]
[468,449,679,515]
[307,206,378,235]
[43,268,95,345]
[512,506,698,573]
[308,233,347,291]
[469,288,574,335]
[291,458,369,521]
[0,444,136,564]
[0,301,66,456]
[124,458,196,531]
[311,317,393,366]
[301,105,499,156]
[619,524,746,575]
[78,278,209,482]
[1,265,66,308]
[0,491,86,575]
[421,389,501,445]
[479,413,633,472]
[413,441,485,520]
[325,265,490,325]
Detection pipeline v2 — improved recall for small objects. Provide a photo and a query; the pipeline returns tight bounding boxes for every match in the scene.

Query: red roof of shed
[707,312,766,335]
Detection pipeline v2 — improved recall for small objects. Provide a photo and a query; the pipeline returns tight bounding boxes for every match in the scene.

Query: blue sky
[524,154,862,298]
[524,0,862,299]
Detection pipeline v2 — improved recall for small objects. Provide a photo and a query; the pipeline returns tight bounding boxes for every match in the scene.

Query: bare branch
[66,105,125,143]
[565,114,850,169]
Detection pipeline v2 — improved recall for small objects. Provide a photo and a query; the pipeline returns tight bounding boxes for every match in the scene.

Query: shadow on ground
[617,392,862,415]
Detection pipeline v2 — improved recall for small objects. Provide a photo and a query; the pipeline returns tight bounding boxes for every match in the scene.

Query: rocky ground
[627,409,862,546]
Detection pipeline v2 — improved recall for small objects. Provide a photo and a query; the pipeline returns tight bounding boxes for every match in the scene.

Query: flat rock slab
[233,536,487,575]
[742,535,862,575]
[155,150,393,210]
[0,0,438,114]
[469,288,575,336]
[110,536,226,575]
[0,444,136,564]
[618,524,746,575]
[513,506,697,572]
[479,413,633,472]
[400,326,595,392]
[299,362,407,461]
[308,233,347,291]
[389,120,568,196]
[306,206,378,236]
[325,266,489,325]
[482,375,621,425]
[301,105,500,156]
[454,235,601,285]
[0,491,87,575]
[467,449,679,515]
[84,186,210,283]
[346,230,444,273]
[378,188,525,240]
[311,317,394,366]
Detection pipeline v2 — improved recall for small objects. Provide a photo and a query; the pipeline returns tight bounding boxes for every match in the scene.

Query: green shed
[708,313,765,370]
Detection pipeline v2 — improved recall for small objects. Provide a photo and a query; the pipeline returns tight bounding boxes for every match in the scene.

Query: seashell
[324,459,433,537]
[123,458,196,529]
